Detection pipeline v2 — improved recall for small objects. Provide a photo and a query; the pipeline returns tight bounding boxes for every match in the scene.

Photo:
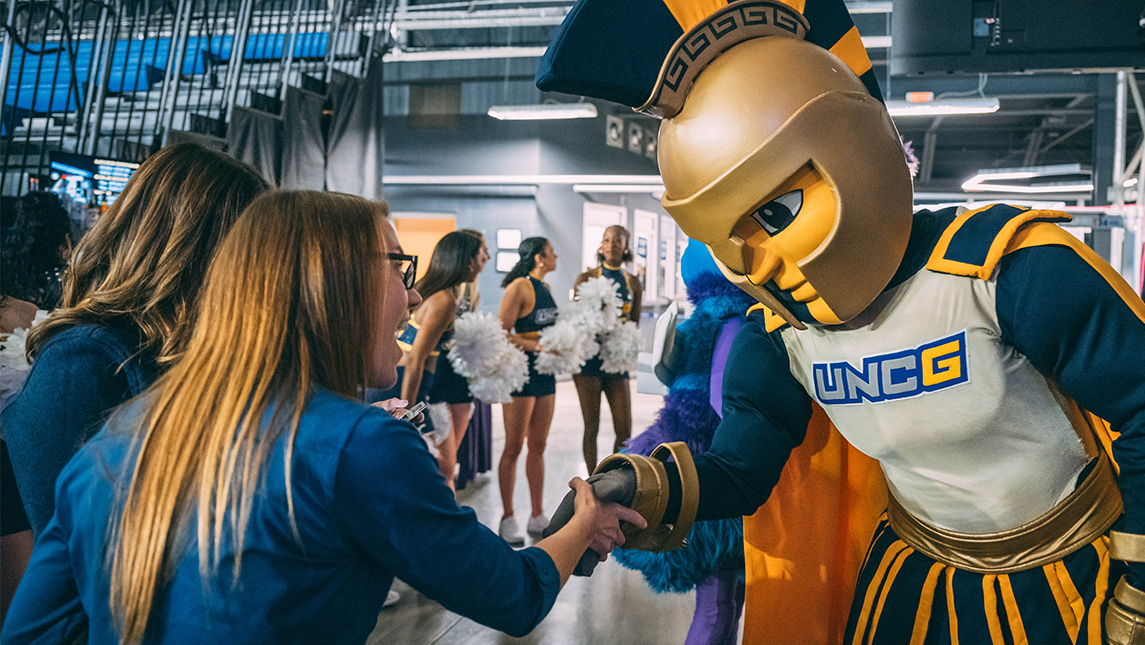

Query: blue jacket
[1,324,157,536]
[2,387,559,643]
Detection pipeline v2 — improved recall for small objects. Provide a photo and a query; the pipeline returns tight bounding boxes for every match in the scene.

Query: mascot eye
[751,190,803,235]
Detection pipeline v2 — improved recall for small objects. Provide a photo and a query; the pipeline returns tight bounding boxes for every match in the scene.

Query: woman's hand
[372,398,425,424]
[567,477,646,559]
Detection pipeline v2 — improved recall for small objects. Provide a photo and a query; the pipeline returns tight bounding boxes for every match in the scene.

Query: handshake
[544,442,701,576]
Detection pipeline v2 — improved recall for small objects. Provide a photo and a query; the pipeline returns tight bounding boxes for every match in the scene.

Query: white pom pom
[532,276,637,375]
[447,312,529,403]
[535,318,592,374]
[427,402,452,445]
[599,321,641,374]
[0,310,50,411]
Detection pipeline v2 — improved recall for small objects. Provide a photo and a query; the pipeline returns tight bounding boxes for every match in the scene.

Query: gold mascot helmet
[644,1,914,328]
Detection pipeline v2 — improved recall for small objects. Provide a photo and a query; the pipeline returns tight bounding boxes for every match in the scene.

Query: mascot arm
[995,234,1145,643]
[692,314,814,520]
[545,313,813,575]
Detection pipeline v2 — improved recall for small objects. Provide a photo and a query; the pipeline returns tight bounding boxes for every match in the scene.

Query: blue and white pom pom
[447,312,528,403]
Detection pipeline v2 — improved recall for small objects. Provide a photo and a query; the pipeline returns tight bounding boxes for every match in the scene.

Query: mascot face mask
[657,35,914,329]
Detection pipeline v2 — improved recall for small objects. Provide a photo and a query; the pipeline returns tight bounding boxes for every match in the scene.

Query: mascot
[538,0,1145,642]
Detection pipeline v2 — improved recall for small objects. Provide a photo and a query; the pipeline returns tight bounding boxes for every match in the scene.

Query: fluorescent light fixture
[1125,177,1139,187]
[886,97,1000,117]
[962,163,1093,194]
[915,200,1067,212]
[384,46,548,62]
[488,103,598,120]
[573,184,665,195]
[384,174,662,186]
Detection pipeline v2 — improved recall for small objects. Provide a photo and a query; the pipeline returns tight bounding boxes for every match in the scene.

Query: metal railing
[1,0,395,196]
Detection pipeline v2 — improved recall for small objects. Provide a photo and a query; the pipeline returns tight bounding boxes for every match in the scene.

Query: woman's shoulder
[0,296,38,333]
[297,389,416,449]
[423,289,459,312]
[41,323,139,352]
[504,276,533,293]
[35,324,151,378]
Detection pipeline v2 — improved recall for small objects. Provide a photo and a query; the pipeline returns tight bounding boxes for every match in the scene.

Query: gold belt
[886,454,1123,574]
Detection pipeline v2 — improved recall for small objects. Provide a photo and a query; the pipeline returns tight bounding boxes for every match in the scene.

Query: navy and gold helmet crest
[537,0,884,116]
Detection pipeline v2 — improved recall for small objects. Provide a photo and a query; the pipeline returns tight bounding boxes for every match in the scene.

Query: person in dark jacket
[2,143,268,539]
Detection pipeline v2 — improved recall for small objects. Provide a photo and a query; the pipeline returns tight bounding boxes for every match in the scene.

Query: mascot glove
[1108,576,1145,644]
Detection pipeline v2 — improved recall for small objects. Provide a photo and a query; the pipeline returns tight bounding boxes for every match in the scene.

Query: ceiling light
[488,103,598,120]
[573,184,665,194]
[887,97,1000,117]
[384,174,661,185]
[962,163,1092,194]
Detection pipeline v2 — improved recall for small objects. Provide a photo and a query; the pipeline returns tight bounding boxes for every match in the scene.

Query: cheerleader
[497,237,559,545]
[388,230,489,489]
[572,225,642,472]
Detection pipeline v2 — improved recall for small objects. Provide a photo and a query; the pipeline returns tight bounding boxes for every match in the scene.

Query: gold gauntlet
[593,442,700,552]
[1106,532,1145,644]
[1107,576,1145,644]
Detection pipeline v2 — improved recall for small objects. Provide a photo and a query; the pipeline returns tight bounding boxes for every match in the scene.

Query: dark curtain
[280,86,326,191]
[226,106,283,186]
[325,57,385,199]
[456,401,493,490]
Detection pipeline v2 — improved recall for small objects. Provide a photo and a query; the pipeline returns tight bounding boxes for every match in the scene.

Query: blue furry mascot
[614,239,755,645]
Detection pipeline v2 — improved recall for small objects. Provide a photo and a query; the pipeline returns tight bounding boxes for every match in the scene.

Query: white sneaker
[383,589,400,608]
[526,514,549,536]
[499,516,524,545]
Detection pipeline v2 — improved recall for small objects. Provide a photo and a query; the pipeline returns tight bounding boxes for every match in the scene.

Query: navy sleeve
[1,333,132,536]
[693,312,814,521]
[0,480,88,643]
[331,412,560,637]
[996,242,1145,583]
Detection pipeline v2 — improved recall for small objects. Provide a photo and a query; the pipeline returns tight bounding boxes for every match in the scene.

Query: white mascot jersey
[780,266,1090,534]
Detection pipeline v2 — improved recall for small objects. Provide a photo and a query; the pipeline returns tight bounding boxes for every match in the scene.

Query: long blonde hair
[109,191,386,643]
[27,142,269,362]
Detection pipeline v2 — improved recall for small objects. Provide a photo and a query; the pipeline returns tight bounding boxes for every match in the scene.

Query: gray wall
[383,112,664,315]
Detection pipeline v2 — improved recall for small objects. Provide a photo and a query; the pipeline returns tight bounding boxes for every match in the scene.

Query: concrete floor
[367,380,700,645]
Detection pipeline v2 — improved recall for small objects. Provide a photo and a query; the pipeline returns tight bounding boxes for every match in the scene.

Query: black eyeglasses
[387,253,418,289]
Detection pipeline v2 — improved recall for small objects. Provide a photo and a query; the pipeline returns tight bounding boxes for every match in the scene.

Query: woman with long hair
[1,142,269,537]
[497,237,559,545]
[392,228,490,489]
[2,192,640,643]
[573,225,642,472]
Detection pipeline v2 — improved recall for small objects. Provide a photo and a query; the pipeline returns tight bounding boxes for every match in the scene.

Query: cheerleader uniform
[428,292,475,405]
[511,276,558,398]
[577,264,634,380]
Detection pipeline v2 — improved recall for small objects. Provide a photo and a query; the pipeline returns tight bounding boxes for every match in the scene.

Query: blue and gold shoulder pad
[747,302,790,333]
[926,204,1071,280]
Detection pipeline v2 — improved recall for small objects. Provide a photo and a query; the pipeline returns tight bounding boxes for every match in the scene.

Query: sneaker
[383,589,400,608]
[499,516,524,545]
[526,514,549,536]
